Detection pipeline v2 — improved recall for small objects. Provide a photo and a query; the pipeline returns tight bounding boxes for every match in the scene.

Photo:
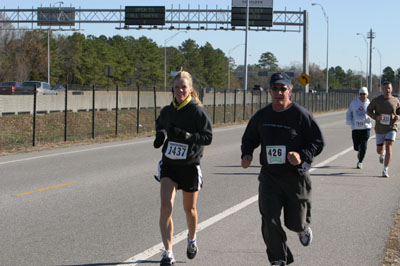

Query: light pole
[373,47,382,90]
[47,1,64,84]
[227,44,245,90]
[312,3,329,93]
[164,31,187,91]
[354,56,363,87]
[356,33,369,90]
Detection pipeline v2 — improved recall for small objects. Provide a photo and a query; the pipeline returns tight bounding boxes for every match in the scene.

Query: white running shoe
[298,227,313,246]
[186,238,198,259]
[382,169,389,178]
[356,162,362,169]
[379,153,385,164]
[160,250,176,266]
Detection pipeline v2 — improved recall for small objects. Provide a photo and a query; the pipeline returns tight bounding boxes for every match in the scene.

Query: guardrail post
[223,89,226,124]
[115,85,119,136]
[213,88,216,124]
[92,85,95,139]
[32,84,37,146]
[233,89,237,123]
[153,86,157,124]
[64,84,68,142]
[137,85,140,134]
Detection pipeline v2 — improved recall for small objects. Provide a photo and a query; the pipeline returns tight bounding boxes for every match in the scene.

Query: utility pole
[367,29,375,93]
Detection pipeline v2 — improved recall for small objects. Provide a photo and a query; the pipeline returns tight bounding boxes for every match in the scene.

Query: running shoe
[356,162,362,169]
[298,227,313,246]
[382,169,389,178]
[379,153,385,164]
[186,238,198,259]
[160,251,176,266]
[271,261,284,266]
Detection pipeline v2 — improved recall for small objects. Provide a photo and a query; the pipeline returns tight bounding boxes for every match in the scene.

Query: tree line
[0,30,399,93]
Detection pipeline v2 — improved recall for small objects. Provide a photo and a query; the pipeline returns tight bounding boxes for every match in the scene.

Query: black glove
[167,126,193,141]
[153,131,165,148]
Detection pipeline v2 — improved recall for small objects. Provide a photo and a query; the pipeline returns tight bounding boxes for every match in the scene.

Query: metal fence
[0,85,357,152]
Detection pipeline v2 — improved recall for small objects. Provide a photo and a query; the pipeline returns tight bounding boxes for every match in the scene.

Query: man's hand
[377,114,384,121]
[241,155,253,168]
[287,151,301,166]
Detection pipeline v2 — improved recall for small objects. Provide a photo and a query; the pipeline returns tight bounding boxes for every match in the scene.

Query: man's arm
[241,115,261,168]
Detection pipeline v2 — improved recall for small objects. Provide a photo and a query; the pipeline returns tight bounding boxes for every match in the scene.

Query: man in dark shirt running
[241,72,324,266]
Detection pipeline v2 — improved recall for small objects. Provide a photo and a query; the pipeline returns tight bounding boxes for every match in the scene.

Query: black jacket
[156,98,213,165]
[241,102,324,179]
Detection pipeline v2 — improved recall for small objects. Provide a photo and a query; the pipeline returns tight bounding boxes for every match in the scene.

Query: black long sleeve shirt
[241,102,324,180]
[156,98,213,165]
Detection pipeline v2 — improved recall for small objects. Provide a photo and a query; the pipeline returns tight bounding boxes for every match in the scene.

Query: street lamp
[312,3,329,93]
[373,47,382,90]
[356,33,369,89]
[164,31,187,91]
[227,43,245,90]
[47,1,64,84]
[354,56,363,87]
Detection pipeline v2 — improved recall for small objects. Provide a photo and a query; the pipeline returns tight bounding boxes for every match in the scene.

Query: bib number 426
[266,145,286,164]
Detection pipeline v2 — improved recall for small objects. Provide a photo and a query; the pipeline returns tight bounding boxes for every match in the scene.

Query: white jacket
[346,98,372,130]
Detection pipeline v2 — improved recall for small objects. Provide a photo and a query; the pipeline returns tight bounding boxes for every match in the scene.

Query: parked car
[15,81,57,95]
[0,81,21,95]
[51,84,66,94]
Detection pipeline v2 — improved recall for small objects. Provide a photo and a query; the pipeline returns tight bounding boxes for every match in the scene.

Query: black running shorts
[155,161,203,192]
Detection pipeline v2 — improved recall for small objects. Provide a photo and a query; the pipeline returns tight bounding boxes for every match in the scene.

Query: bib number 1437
[165,141,189,160]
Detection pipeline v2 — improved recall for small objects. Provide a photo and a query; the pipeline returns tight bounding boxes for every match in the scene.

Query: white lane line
[118,196,258,266]
[0,126,243,166]
[0,111,342,166]
[117,144,355,265]
[0,140,152,166]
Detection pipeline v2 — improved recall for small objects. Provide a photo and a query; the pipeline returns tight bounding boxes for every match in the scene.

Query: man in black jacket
[241,72,324,266]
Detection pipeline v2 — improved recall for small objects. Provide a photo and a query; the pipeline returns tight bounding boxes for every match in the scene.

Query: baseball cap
[270,72,292,87]
[359,87,368,95]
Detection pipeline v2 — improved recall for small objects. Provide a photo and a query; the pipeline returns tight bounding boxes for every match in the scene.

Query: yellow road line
[16,181,77,196]
[204,149,213,154]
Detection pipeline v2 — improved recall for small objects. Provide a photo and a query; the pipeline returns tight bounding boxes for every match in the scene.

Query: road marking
[203,149,213,154]
[0,112,342,166]
[117,195,258,266]
[0,126,236,166]
[117,144,356,265]
[15,181,77,196]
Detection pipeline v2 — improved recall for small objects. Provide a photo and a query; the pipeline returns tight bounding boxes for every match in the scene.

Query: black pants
[258,176,311,265]
[352,129,370,163]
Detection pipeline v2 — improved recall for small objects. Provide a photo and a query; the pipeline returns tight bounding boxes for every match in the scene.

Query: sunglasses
[271,87,288,92]
[359,93,367,95]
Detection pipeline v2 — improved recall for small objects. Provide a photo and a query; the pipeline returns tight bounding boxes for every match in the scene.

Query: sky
[2,0,399,80]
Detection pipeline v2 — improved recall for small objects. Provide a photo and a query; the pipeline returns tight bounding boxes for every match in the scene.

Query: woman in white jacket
[346,87,372,169]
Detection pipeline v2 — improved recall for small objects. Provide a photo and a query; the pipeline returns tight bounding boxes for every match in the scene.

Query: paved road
[0,111,399,266]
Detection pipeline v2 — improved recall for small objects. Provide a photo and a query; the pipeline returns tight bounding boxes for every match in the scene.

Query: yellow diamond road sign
[298,73,311,86]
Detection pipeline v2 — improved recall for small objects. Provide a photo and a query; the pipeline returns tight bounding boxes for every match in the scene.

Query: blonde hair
[173,70,202,106]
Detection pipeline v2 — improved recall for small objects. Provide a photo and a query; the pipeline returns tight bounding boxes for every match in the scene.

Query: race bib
[266,145,286,164]
[354,119,364,129]
[165,141,189,160]
[380,114,391,125]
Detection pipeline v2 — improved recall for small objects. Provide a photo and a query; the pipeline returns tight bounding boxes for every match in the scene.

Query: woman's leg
[183,191,199,240]
[160,178,177,251]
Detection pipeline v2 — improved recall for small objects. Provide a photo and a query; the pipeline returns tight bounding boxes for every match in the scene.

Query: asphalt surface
[0,111,399,266]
